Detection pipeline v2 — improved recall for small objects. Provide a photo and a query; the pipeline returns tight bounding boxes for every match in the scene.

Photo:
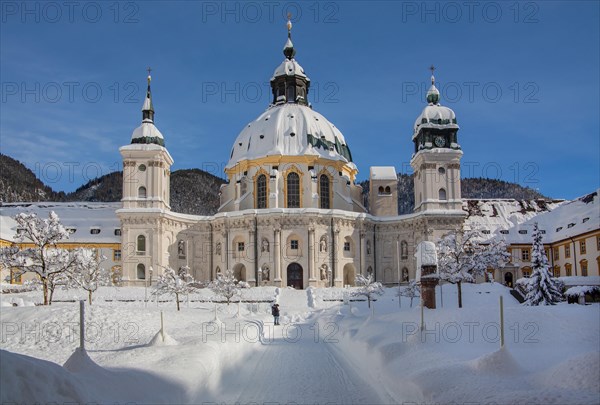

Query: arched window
[378,186,384,194]
[256,174,267,209]
[138,186,147,199]
[385,186,391,194]
[580,259,588,276]
[319,174,330,209]
[137,263,145,279]
[439,188,447,200]
[137,235,146,253]
[402,267,409,282]
[565,263,572,276]
[287,172,300,208]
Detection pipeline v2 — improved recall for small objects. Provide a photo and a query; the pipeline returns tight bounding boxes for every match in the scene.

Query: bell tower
[411,66,462,212]
[120,69,173,211]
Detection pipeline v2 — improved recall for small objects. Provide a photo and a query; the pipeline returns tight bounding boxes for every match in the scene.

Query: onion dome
[412,66,459,139]
[131,69,165,147]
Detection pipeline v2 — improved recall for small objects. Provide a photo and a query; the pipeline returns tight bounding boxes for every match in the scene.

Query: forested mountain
[1,154,550,216]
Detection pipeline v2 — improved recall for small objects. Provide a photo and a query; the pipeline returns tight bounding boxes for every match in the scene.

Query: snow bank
[148,330,178,346]
[0,349,88,404]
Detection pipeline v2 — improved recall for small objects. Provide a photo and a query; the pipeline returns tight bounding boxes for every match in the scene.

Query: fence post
[79,300,85,350]
[500,295,505,348]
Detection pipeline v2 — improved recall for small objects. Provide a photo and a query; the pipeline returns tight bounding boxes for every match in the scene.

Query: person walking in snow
[271,303,280,325]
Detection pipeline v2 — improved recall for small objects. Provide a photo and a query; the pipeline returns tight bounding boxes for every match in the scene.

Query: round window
[139,164,146,172]
[438,167,446,175]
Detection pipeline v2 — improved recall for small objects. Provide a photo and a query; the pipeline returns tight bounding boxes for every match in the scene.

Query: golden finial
[287,12,292,34]
[147,66,152,82]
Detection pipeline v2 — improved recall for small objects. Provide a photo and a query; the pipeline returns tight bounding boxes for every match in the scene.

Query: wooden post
[160,311,165,343]
[500,295,504,348]
[420,294,425,331]
[79,300,85,350]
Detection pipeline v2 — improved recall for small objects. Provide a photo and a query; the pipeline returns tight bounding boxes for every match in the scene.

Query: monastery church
[118,20,466,288]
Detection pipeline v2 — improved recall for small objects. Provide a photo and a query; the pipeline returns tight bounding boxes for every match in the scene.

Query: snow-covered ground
[1,283,599,404]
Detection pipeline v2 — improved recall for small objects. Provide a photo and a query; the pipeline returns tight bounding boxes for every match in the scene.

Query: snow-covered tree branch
[437,226,510,308]
[67,248,111,305]
[208,269,249,305]
[353,274,384,308]
[0,211,75,305]
[524,222,563,306]
[154,265,197,311]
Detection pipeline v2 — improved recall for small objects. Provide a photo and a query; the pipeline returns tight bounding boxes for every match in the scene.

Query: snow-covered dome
[129,74,165,147]
[226,103,353,169]
[412,73,458,138]
[131,120,164,143]
[413,104,458,133]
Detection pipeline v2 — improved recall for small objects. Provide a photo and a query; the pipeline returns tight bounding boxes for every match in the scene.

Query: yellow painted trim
[253,168,270,209]
[226,156,358,182]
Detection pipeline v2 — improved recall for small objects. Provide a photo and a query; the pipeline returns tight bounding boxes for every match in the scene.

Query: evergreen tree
[524,222,563,306]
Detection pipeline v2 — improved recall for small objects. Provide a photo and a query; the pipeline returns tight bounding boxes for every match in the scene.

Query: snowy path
[205,321,391,404]
[197,289,392,404]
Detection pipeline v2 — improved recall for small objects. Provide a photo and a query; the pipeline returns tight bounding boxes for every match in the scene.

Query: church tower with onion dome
[118,70,174,283]
[410,67,463,212]
[120,70,173,212]
[219,17,364,213]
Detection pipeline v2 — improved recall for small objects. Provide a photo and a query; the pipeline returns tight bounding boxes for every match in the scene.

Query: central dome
[226,103,353,169]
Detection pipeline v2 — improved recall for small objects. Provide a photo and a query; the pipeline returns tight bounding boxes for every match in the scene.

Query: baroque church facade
[117,21,466,288]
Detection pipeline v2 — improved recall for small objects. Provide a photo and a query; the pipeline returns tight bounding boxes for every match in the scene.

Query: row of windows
[255,172,332,209]
[518,238,597,262]
[523,260,594,278]
[65,228,121,235]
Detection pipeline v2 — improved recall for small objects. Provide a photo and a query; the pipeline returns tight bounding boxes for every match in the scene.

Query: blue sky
[1,1,598,199]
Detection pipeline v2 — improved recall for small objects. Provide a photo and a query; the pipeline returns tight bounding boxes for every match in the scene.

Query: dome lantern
[270,15,310,106]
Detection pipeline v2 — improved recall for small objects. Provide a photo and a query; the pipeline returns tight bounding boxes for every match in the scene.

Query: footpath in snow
[1,284,599,404]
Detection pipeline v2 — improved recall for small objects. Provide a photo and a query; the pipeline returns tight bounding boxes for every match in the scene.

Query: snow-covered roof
[272,58,308,81]
[369,166,397,181]
[413,104,458,138]
[464,198,564,239]
[226,103,353,169]
[0,202,121,244]
[131,120,164,142]
[493,190,599,244]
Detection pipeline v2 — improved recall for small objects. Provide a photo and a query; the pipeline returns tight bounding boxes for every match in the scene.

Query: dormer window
[90,229,101,235]
[567,223,575,228]
[114,229,122,236]
[66,228,76,234]
[518,230,527,234]
[500,230,509,235]
[583,217,589,223]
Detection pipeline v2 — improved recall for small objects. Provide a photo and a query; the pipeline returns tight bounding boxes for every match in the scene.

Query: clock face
[434,136,445,147]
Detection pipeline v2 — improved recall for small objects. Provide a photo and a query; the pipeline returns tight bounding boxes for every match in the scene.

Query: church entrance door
[287,263,303,289]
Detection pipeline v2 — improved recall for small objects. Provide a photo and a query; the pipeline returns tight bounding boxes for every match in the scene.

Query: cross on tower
[147,67,152,76]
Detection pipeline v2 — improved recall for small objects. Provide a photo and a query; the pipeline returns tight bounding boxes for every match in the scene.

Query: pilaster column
[274,228,281,282]
[308,227,316,282]
[359,230,366,276]
[333,226,340,286]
